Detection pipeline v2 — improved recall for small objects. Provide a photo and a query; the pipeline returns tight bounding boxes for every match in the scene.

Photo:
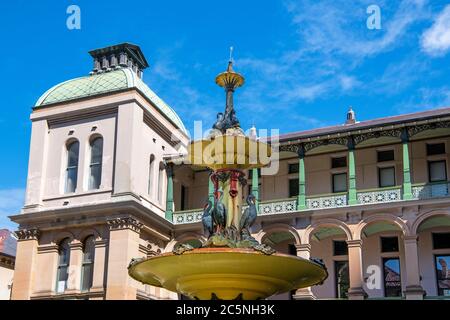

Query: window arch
[81,235,95,291]
[56,238,71,293]
[148,155,155,195]
[65,140,80,193]
[157,162,165,203]
[88,136,103,190]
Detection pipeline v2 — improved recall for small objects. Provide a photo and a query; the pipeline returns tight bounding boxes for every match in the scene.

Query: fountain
[128,58,328,300]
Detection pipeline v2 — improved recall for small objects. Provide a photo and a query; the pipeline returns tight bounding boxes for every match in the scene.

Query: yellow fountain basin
[128,248,328,300]
[187,135,272,171]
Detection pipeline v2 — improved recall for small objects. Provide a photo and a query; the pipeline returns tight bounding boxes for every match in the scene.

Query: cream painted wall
[0,266,13,300]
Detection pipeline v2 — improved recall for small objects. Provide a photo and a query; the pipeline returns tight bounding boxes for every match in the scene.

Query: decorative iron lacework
[407,121,450,138]
[306,194,347,209]
[353,129,402,145]
[357,187,401,205]
[259,199,297,215]
[412,182,450,200]
[173,210,204,225]
[279,144,300,154]
[304,137,348,153]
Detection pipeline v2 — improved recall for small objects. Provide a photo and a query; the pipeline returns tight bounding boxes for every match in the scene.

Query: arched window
[157,162,165,203]
[56,238,71,293]
[148,155,155,195]
[81,235,95,291]
[88,137,103,190]
[65,141,79,193]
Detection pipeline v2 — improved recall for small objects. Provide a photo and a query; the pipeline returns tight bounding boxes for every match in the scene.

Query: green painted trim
[165,173,174,220]
[402,142,413,200]
[307,192,348,198]
[259,197,296,204]
[348,149,358,205]
[357,185,402,193]
[251,168,260,212]
[173,208,203,214]
[412,181,450,187]
[297,156,307,210]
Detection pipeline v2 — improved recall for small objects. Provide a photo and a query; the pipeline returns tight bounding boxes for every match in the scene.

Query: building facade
[9,43,450,300]
[0,229,16,300]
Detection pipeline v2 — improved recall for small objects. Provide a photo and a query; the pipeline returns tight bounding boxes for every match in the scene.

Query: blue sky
[1,0,450,229]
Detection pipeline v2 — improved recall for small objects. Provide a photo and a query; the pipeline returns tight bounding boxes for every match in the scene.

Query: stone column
[402,129,413,200]
[65,241,83,294]
[297,145,307,210]
[105,217,143,300]
[91,239,107,294]
[403,235,425,299]
[346,240,367,299]
[251,168,260,210]
[292,244,316,300]
[11,229,40,300]
[348,138,358,205]
[165,164,174,221]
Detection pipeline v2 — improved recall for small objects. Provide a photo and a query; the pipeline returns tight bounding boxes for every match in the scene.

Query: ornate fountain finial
[213,49,245,133]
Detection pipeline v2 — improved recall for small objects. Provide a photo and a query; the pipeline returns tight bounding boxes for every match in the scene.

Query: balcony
[172,182,450,225]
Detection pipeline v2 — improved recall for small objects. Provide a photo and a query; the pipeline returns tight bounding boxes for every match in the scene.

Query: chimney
[88,43,149,78]
[345,107,356,125]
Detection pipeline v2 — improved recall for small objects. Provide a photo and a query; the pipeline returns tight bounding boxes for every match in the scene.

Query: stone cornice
[15,228,41,241]
[107,217,143,232]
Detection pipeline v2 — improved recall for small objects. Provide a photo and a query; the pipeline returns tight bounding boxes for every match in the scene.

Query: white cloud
[395,86,450,113]
[0,188,24,230]
[286,0,428,58]
[421,5,450,56]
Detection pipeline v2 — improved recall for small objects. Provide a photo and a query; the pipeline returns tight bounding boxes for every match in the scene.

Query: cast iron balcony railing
[171,181,450,224]
[357,186,402,205]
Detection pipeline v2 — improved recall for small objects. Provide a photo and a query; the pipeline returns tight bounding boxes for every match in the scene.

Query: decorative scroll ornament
[15,228,41,241]
[107,217,143,232]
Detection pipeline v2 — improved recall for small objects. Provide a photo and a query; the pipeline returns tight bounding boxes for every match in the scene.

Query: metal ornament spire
[213,49,245,133]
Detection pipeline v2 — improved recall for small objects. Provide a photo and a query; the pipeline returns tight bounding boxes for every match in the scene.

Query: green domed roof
[35,68,187,134]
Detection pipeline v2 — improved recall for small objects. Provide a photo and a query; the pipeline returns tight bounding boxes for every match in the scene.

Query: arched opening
[65,140,79,193]
[414,212,450,297]
[148,155,155,196]
[358,218,407,299]
[81,235,95,292]
[260,227,298,300]
[306,224,350,300]
[56,238,71,293]
[173,239,202,250]
[88,136,103,190]
[157,162,165,203]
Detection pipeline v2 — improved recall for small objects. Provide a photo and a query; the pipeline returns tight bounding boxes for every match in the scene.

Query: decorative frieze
[107,217,143,232]
[15,228,41,241]
[353,129,402,145]
[407,120,450,138]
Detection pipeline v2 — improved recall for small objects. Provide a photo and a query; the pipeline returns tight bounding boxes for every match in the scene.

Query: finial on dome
[345,106,356,125]
[249,125,257,140]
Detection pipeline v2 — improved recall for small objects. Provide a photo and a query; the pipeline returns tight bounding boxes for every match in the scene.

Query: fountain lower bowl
[128,247,328,300]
